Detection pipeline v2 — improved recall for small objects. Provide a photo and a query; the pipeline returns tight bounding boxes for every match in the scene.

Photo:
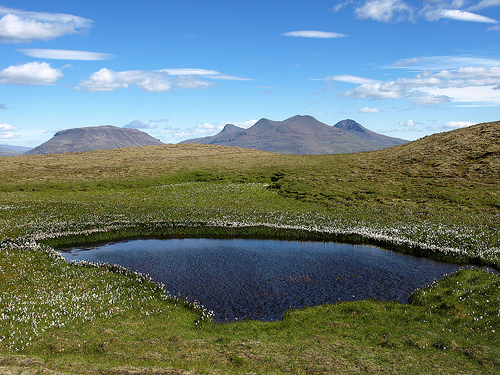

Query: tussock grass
[0,121,499,373]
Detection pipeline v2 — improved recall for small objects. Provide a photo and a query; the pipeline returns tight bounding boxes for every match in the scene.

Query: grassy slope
[0,121,499,374]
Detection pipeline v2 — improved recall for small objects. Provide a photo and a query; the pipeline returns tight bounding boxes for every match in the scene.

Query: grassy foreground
[0,122,499,373]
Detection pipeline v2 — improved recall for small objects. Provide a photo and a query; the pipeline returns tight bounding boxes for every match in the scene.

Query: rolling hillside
[378,120,500,182]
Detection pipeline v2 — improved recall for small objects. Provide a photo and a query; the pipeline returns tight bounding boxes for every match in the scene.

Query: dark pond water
[61,238,468,322]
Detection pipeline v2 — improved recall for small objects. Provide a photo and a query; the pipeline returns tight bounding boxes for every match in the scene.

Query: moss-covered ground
[0,122,499,374]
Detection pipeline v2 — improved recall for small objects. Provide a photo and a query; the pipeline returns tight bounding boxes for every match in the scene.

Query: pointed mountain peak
[181,115,408,154]
[334,119,368,133]
[221,123,243,133]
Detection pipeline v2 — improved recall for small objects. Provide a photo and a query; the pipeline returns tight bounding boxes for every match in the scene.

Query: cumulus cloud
[18,49,115,60]
[394,119,415,130]
[328,66,500,105]
[77,68,174,92]
[444,121,477,128]
[282,30,347,38]
[0,61,63,85]
[189,119,257,136]
[77,68,251,92]
[124,120,158,130]
[0,6,92,43]
[158,118,258,142]
[356,107,381,113]
[0,123,18,138]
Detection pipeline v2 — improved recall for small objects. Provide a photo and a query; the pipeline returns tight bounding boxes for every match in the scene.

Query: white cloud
[158,118,258,142]
[0,6,92,43]
[444,121,477,128]
[395,119,415,130]
[77,67,251,92]
[77,68,174,92]
[392,56,424,67]
[0,61,63,85]
[331,0,355,12]
[18,49,115,60]
[488,24,500,30]
[389,55,500,70]
[355,0,413,22]
[159,68,252,81]
[160,68,220,76]
[356,107,381,113]
[194,123,219,135]
[282,30,347,38]
[173,75,215,90]
[231,119,258,128]
[328,66,500,105]
[324,74,375,84]
[123,120,158,130]
[438,9,498,23]
[0,123,18,139]
[352,0,499,24]
[468,0,500,11]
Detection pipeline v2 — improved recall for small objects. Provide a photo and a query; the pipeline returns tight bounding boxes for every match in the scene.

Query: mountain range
[181,115,408,154]
[0,144,32,157]
[24,125,164,155]
[17,116,407,156]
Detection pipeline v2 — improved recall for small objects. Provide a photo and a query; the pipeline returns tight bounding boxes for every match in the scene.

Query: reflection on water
[61,238,467,322]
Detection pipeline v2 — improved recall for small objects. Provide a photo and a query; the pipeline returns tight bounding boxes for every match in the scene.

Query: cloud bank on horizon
[0,0,499,146]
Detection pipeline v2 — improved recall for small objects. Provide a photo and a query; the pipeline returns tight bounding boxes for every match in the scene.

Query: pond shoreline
[34,223,499,270]
[60,237,489,322]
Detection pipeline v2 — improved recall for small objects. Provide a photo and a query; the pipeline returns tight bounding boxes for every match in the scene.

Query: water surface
[61,238,467,322]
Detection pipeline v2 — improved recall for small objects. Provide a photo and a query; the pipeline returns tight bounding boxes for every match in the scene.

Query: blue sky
[1,0,499,147]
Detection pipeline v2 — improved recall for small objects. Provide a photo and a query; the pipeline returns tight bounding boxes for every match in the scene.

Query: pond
[61,238,470,322]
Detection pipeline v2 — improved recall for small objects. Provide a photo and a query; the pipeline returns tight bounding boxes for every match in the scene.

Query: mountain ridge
[181,115,408,154]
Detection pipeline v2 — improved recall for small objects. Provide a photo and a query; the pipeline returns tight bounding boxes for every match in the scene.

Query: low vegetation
[0,121,499,373]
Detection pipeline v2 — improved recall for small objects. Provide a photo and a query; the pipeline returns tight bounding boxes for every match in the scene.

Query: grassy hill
[0,121,499,374]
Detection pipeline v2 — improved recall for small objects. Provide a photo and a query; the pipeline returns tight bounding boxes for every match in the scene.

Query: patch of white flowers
[0,182,498,352]
[2,183,498,262]
[0,240,213,352]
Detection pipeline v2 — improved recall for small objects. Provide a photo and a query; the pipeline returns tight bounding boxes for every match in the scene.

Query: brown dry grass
[2,121,498,190]
[376,120,500,182]
[0,144,282,187]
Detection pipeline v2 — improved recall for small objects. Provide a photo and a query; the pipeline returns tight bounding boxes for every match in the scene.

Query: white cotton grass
[0,182,498,352]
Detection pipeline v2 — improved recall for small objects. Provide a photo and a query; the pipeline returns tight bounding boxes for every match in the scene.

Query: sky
[0,0,499,147]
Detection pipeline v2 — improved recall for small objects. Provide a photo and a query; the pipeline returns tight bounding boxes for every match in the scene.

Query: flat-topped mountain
[181,115,408,154]
[25,125,164,155]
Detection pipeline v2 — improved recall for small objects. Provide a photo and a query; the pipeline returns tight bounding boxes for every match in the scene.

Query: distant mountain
[0,144,32,157]
[180,115,408,154]
[25,125,164,155]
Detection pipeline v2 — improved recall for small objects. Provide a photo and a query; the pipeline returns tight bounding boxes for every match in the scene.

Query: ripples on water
[61,238,467,322]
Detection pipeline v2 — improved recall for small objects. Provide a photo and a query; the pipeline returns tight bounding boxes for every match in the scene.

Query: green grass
[0,122,499,373]
[1,244,498,374]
